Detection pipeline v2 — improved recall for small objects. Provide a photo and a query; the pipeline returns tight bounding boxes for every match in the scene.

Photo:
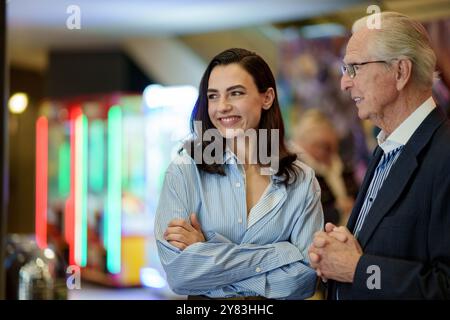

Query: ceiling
[7,0,450,77]
[6,0,367,71]
[7,0,365,37]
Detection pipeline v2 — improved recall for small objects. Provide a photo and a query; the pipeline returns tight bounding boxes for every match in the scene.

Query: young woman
[155,48,323,299]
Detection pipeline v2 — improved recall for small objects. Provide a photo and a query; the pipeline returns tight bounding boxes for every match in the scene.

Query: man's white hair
[352,11,437,89]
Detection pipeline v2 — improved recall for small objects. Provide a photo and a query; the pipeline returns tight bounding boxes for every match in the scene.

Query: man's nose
[340,73,353,91]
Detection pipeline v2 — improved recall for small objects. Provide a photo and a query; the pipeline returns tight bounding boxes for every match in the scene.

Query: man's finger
[313,235,328,248]
[314,231,328,243]
[336,226,352,235]
[325,222,337,233]
[328,230,348,242]
[309,251,320,264]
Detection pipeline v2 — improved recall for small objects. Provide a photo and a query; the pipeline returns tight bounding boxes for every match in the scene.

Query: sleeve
[350,162,450,299]
[155,164,309,295]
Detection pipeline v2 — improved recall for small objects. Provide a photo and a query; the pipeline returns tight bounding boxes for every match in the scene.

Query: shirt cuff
[206,231,233,243]
[274,241,306,266]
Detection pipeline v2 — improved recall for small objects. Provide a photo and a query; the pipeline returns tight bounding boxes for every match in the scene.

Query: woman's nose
[217,97,232,112]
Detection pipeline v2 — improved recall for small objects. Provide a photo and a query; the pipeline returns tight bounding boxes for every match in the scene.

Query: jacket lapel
[356,148,417,248]
[356,107,447,248]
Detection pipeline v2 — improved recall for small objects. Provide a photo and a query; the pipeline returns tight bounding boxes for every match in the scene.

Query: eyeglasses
[341,60,388,79]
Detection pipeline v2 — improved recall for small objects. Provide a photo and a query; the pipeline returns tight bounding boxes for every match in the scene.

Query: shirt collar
[223,148,283,182]
[223,148,237,164]
[376,96,436,153]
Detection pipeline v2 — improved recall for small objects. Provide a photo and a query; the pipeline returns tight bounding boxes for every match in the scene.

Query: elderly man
[308,12,450,299]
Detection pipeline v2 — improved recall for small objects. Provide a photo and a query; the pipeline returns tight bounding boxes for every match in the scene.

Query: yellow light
[8,92,29,114]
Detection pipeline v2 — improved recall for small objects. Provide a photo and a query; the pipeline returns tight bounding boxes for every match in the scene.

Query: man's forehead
[343,29,371,62]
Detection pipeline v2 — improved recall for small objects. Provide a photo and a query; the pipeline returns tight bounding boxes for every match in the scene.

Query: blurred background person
[291,109,358,226]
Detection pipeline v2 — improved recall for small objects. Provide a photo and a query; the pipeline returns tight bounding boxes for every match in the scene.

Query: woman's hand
[164,213,205,250]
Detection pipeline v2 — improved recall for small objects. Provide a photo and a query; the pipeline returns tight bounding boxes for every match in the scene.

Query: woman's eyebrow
[226,85,246,92]
[207,85,246,93]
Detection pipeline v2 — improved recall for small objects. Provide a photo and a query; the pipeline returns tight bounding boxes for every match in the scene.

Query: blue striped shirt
[155,150,324,299]
[353,146,404,237]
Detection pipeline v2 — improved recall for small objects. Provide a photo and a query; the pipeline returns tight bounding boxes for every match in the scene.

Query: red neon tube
[66,106,82,266]
[35,116,48,249]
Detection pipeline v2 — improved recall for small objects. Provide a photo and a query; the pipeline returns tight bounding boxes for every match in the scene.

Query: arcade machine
[36,93,149,287]
[35,86,196,297]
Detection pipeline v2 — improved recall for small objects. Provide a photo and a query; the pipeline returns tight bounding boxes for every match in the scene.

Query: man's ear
[262,88,275,110]
[395,58,413,91]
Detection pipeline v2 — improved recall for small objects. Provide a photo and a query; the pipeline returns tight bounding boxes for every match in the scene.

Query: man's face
[341,28,398,125]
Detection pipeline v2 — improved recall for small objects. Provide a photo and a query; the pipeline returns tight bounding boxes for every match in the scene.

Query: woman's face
[207,63,274,138]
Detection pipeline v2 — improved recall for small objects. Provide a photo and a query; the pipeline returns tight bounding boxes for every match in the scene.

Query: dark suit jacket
[328,107,450,299]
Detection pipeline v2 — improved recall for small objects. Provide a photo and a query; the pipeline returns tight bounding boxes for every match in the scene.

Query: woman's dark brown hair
[185,48,300,185]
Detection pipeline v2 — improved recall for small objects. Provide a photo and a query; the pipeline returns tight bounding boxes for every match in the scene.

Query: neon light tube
[89,120,105,193]
[66,107,82,266]
[58,142,71,197]
[81,115,88,267]
[74,114,88,267]
[106,105,122,274]
[35,116,48,249]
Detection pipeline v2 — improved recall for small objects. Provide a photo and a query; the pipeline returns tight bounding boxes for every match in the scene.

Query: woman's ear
[262,88,275,110]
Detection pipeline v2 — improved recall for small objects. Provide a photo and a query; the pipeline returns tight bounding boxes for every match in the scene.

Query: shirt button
[235,182,241,188]
[238,218,243,223]
[256,267,261,273]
